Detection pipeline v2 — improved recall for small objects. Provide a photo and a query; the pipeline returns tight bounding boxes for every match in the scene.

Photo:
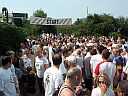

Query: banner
[30,17,72,25]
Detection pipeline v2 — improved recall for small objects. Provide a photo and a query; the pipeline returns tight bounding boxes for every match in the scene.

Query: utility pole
[87,6,89,17]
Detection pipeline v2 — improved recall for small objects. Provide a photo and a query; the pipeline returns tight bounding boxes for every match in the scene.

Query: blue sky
[0,0,128,21]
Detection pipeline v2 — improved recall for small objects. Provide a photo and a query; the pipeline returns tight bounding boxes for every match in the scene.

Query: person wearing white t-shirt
[123,48,128,74]
[90,45,105,77]
[91,73,115,96]
[35,50,49,95]
[6,50,20,95]
[44,53,63,96]
[0,56,17,96]
[22,55,33,69]
[94,49,116,88]
[72,49,84,69]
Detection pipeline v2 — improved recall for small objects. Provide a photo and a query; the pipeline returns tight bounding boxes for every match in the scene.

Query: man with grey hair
[58,67,82,96]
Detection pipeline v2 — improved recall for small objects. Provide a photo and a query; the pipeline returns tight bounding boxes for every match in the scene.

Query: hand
[100,84,107,95]
[75,86,82,94]
[16,87,20,96]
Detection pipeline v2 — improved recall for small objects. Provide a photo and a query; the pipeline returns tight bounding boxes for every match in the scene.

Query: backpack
[94,61,108,88]
[94,61,105,76]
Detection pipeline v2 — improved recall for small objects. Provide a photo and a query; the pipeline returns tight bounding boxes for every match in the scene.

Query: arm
[0,79,5,96]
[10,65,20,95]
[44,64,49,70]
[43,58,49,70]
[19,59,26,73]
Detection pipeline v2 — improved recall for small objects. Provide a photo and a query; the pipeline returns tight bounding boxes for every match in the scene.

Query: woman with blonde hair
[91,73,115,96]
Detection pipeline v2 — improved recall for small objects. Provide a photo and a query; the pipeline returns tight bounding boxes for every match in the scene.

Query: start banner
[30,17,72,25]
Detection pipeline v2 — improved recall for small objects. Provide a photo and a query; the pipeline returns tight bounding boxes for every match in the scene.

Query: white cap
[86,43,94,46]
[65,55,77,64]
[112,44,122,49]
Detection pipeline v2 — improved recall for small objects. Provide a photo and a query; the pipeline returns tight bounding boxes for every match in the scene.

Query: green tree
[23,9,48,36]
[33,9,47,18]
[33,9,57,34]
[0,23,26,55]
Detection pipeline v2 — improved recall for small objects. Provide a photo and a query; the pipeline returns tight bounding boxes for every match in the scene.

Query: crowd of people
[0,33,128,96]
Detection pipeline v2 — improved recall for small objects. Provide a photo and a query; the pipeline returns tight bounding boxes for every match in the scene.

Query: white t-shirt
[123,54,128,73]
[99,62,116,85]
[10,64,16,77]
[76,55,84,68]
[44,66,63,96]
[32,44,40,54]
[59,63,67,75]
[91,87,115,96]
[59,56,67,75]
[123,61,128,74]
[90,54,102,77]
[0,67,16,96]
[48,46,53,66]
[85,52,91,59]
[35,56,49,78]
[23,57,33,68]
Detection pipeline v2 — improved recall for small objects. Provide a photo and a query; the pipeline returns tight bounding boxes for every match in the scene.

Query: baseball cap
[65,55,77,65]
[113,56,125,65]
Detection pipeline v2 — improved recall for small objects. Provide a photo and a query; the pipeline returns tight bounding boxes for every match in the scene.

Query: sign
[12,13,28,18]
[30,17,72,25]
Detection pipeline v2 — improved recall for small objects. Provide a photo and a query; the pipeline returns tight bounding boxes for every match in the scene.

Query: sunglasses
[98,81,107,85]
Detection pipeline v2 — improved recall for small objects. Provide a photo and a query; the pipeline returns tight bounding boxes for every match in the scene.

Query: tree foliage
[33,9,47,18]
[33,9,57,35]
[57,14,128,38]
[24,10,128,38]
[0,23,26,55]
[22,9,47,36]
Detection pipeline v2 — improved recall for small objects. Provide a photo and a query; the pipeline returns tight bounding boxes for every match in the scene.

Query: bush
[0,23,26,55]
